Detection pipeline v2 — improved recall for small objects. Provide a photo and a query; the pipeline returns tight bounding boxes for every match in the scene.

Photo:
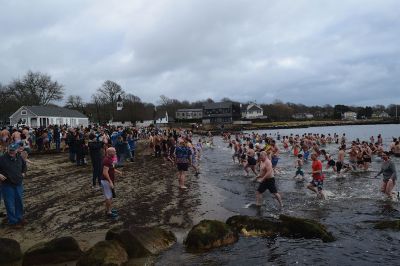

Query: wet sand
[0,142,211,252]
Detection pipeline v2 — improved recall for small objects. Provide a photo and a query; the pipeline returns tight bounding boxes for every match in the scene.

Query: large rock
[184,220,238,252]
[226,215,335,243]
[279,215,335,243]
[106,225,176,258]
[226,215,280,237]
[373,220,400,231]
[23,236,82,266]
[77,240,128,266]
[0,238,22,265]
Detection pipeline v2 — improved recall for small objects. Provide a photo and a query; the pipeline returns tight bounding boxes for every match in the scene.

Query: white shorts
[101,180,113,200]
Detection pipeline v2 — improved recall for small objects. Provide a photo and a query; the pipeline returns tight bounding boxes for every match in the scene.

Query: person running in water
[307,153,325,199]
[336,145,346,176]
[244,143,257,176]
[255,151,283,208]
[293,154,305,181]
[374,152,397,199]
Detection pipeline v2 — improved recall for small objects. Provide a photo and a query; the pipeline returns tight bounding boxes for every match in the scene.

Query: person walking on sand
[0,143,27,228]
[101,147,122,219]
[255,151,283,208]
[175,138,192,189]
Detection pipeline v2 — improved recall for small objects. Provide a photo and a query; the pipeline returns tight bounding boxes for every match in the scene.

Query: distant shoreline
[189,119,400,134]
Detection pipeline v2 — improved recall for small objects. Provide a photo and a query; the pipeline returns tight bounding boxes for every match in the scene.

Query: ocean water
[156,124,400,266]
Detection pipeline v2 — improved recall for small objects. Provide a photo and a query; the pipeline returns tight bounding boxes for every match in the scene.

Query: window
[21,110,27,115]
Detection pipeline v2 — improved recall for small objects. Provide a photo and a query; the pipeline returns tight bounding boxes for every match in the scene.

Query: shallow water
[157,124,400,265]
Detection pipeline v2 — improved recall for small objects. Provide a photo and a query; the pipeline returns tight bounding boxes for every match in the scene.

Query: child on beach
[293,154,305,181]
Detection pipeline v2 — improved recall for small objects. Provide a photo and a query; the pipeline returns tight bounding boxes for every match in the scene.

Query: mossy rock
[279,215,335,242]
[0,238,22,265]
[184,220,238,252]
[23,236,82,266]
[226,215,280,237]
[106,225,176,258]
[77,240,128,266]
[373,220,400,231]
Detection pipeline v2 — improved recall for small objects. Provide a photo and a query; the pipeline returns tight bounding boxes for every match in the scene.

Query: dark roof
[176,109,203,112]
[25,106,87,118]
[203,102,234,109]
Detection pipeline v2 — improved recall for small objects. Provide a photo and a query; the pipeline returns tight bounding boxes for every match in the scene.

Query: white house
[155,112,170,124]
[343,111,357,120]
[372,111,390,119]
[10,106,89,128]
[241,103,264,119]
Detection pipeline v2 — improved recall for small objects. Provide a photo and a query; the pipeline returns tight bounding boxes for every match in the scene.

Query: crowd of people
[0,123,398,229]
[0,124,205,227]
[224,132,399,207]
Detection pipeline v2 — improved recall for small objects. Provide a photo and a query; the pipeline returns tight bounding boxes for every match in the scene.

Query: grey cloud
[1,0,400,106]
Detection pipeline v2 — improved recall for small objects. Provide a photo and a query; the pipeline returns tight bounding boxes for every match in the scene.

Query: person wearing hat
[374,152,397,199]
[0,143,27,228]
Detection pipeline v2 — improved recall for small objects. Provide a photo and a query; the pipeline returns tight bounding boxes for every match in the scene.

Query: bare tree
[65,95,85,110]
[93,80,125,121]
[9,71,64,105]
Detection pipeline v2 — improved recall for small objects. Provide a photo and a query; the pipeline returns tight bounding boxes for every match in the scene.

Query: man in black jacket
[88,133,104,189]
[0,143,27,228]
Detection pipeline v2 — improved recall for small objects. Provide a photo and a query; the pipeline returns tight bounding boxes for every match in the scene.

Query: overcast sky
[1,0,399,106]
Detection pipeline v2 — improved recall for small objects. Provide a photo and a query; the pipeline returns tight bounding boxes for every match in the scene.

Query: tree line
[0,71,398,125]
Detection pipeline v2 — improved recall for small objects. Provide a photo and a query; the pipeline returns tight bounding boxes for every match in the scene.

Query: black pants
[76,153,85,166]
[155,145,161,157]
[92,157,102,186]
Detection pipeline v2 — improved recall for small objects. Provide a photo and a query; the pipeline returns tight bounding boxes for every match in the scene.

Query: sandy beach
[0,141,205,252]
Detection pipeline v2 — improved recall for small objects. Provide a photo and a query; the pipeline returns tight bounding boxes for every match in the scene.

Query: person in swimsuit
[375,152,397,199]
[293,154,305,181]
[244,143,257,176]
[307,153,325,199]
[255,151,283,208]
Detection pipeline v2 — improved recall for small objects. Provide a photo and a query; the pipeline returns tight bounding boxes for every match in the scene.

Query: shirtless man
[255,151,283,208]
[270,141,280,173]
[336,145,346,175]
[11,129,22,144]
[244,143,257,176]
[0,127,10,151]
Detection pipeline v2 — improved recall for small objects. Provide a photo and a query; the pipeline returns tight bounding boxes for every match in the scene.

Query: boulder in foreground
[226,215,335,243]
[279,215,335,243]
[23,236,82,266]
[77,240,128,266]
[184,220,238,252]
[0,238,22,265]
[106,225,176,258]
[226,215,280,237]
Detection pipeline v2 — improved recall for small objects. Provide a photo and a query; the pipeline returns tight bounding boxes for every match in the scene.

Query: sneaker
[106,212,118,219]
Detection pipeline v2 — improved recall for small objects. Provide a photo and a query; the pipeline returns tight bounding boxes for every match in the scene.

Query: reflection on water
[157,125,400,265]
